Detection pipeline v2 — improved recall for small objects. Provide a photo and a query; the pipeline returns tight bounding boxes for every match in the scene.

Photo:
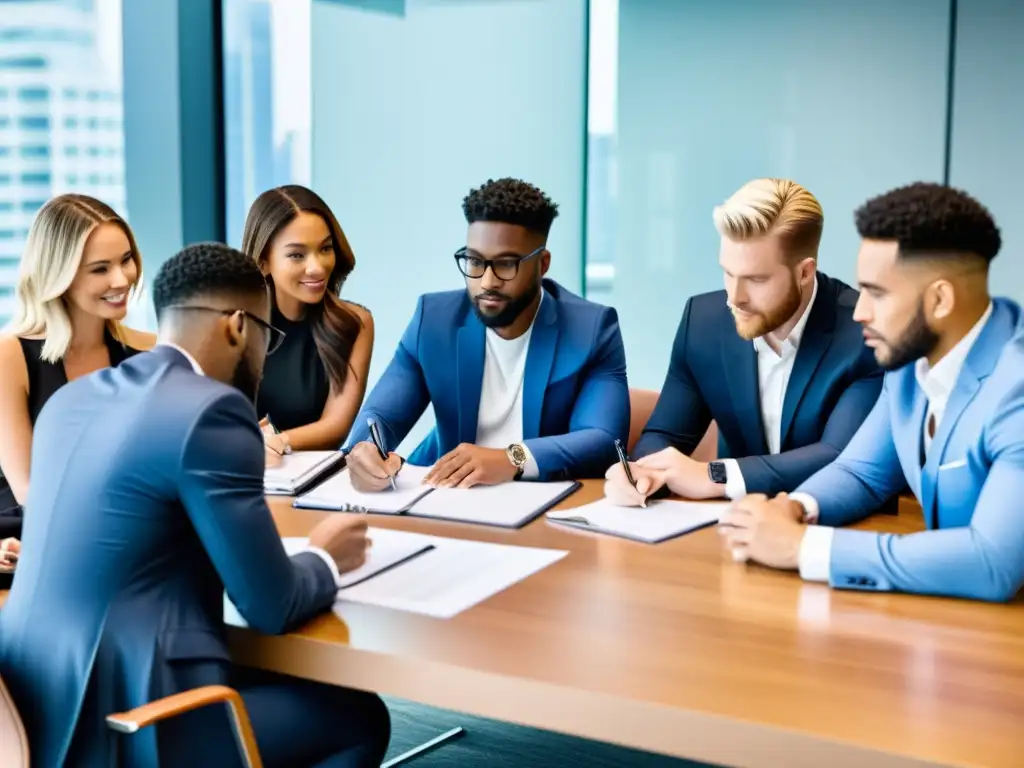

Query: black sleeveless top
[255,305,332,432]
[0,331,139,539]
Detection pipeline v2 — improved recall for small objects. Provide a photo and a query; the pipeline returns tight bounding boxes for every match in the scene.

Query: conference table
[220,485,1023,768]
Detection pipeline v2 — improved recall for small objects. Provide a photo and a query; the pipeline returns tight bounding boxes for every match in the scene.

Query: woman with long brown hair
[242,185,374,452]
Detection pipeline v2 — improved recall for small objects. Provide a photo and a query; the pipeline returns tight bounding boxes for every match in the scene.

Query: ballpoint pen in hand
[614,438,646,508]
[261,415,291,455]
[367,417,398,491]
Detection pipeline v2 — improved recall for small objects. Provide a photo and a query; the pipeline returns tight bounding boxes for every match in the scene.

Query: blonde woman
[0,195,154,548]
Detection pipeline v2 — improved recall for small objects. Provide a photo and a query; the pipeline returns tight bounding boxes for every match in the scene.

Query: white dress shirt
[793,302,994,582]
[474,292,542,478]
[720,277,819,499]
[158,343,345,586]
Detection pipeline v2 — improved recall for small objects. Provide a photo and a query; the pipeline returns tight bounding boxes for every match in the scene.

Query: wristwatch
[708,461,728,485]
[506,443,528,479]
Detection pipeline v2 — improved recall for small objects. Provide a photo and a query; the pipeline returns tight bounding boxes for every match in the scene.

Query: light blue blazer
[795,298,1024,602]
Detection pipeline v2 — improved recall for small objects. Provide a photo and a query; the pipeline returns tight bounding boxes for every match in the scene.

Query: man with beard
[720,183,1024,602]
[345,177,628,490]
[0,243,391,766]
[605,178,882,505]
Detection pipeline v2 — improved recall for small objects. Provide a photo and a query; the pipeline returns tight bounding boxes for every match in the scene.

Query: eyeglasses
[163,305,286,355]
[454,245,545,281]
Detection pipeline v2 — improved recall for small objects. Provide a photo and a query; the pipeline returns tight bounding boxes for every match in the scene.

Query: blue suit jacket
[634,273,883,495]
[346,279,629,480]
[796,298,1024,602]
[0,347,337,767]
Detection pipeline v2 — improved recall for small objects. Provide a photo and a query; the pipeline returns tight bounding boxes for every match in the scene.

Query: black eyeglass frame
[162,305,286,355]
[453,244,545,281]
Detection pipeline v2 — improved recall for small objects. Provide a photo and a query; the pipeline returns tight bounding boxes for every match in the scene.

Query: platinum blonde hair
[712,178,824,261]
[6,194,142,362]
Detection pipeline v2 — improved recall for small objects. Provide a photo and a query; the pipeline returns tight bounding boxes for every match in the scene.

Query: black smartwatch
[708,461,728,485]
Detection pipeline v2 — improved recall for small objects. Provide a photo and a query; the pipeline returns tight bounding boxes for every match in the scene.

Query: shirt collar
[914,302,993,404]
[752,274,819,357]
[157,342,205,375]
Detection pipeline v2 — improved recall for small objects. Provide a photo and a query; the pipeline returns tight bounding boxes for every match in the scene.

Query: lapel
[721,328,768,455]
[455,312,486,444]
[522,286,558,440]
[919,303,1010,527]
[779,276,835,448]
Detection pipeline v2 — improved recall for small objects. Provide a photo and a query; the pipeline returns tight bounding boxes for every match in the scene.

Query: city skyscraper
[0,0,125,327]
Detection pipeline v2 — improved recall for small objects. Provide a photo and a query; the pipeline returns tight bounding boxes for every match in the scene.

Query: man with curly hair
[345,177,629,488]
[721,183,1024,602]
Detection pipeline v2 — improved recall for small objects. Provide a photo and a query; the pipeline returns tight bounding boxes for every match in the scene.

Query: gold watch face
[509,444,527,464]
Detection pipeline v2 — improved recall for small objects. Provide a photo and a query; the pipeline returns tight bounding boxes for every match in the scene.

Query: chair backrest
[0,673,29,768]
[627,388,718,461]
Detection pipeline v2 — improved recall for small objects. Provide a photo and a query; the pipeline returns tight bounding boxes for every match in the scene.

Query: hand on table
[603,461,665,507]
[308,516,371,574]
[635,447,721,500]
[259,417,291,457]
[346,441,403,492]
[423,444,518,489]
[718,493,807,570]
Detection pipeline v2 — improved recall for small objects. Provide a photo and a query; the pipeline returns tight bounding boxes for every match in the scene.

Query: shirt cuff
[798,524,834,582]
[303,546,342,588]
[520,443,539,480]
[789,492,820,523]
[720,459,746,500]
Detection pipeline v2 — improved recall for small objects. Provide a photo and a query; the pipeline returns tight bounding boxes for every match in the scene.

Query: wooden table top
[221,486,1024,768]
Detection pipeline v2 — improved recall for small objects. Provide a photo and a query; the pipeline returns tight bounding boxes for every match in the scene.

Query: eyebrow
[89,250,132,266]
[858,281,885,292]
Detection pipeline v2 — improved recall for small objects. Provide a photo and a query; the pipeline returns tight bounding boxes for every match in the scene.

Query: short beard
[873,300,939,371]
[472,280,541,329]
[732,276,803,341]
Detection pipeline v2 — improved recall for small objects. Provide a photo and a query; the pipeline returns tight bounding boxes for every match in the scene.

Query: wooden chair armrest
[106,685,262,768]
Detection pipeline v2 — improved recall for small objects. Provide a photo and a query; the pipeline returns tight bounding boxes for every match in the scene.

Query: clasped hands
[603,447,807,571]
[346,441,519,492]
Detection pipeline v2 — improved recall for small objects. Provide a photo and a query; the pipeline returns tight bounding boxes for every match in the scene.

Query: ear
[797,257,817,286]
[224,310,247,348]
[930,279,956,321]
[539,249,551,277]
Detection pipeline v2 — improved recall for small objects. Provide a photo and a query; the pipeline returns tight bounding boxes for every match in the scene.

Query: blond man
[606,178,882,504]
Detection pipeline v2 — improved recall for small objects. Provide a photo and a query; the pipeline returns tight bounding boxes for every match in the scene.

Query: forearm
[525,429,619,481]
[735,442,840,497]
[282,416,356,452]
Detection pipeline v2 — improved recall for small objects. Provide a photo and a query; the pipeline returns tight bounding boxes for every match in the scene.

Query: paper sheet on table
[334,534,568,619]
[224,529,435,627]
[409,479,578,527]
[293,464,433,513]
[547,498,727,543]
[264,450,343,494]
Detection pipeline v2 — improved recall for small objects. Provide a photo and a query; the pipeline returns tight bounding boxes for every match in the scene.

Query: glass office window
[949,0,1024,304]
[0,0,127,328]
[586,0,950,388]
[309,0,587,451]
[222,0,311,249]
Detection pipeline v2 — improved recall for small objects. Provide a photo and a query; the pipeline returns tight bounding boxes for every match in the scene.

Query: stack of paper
[224,528,568,623]
[547,498,727,543]
[264,451,345,496]
[293,465,579,528]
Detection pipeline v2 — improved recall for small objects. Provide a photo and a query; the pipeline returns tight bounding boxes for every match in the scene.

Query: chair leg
[381,726,466,767]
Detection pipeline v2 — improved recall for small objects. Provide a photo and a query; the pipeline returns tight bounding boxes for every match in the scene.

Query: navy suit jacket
[634,273,883,495]
[346,279,629,481]
[0,347,337,767]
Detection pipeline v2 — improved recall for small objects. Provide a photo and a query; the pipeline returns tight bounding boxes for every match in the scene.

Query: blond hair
[712,178,824,260]
[7,194,143,362]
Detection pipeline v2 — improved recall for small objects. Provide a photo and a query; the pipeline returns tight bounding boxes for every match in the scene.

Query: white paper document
[264,450,344,495]
[335,534,567,619]
[294,464,578,528]
[547,498,728,543]
[293,464,433,513]
[225,528,568,625]
[409,479,578,527]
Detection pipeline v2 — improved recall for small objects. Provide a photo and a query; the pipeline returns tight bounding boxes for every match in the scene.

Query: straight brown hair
[241,185,361,393]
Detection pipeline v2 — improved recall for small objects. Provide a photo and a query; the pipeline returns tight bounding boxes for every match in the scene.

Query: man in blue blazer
[345,178,628,490]
[721,183,1024,602]
[606,178,881,504]
[0,244,390,766]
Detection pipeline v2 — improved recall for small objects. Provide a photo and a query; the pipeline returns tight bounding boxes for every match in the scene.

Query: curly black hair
[153,242,267,320]
[462,177,559,237]
[854,182,1001,263]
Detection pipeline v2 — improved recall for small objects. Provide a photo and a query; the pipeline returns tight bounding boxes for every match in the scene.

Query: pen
[262,415,291,455]
[367,417,398,492]
[614,438,646,508]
